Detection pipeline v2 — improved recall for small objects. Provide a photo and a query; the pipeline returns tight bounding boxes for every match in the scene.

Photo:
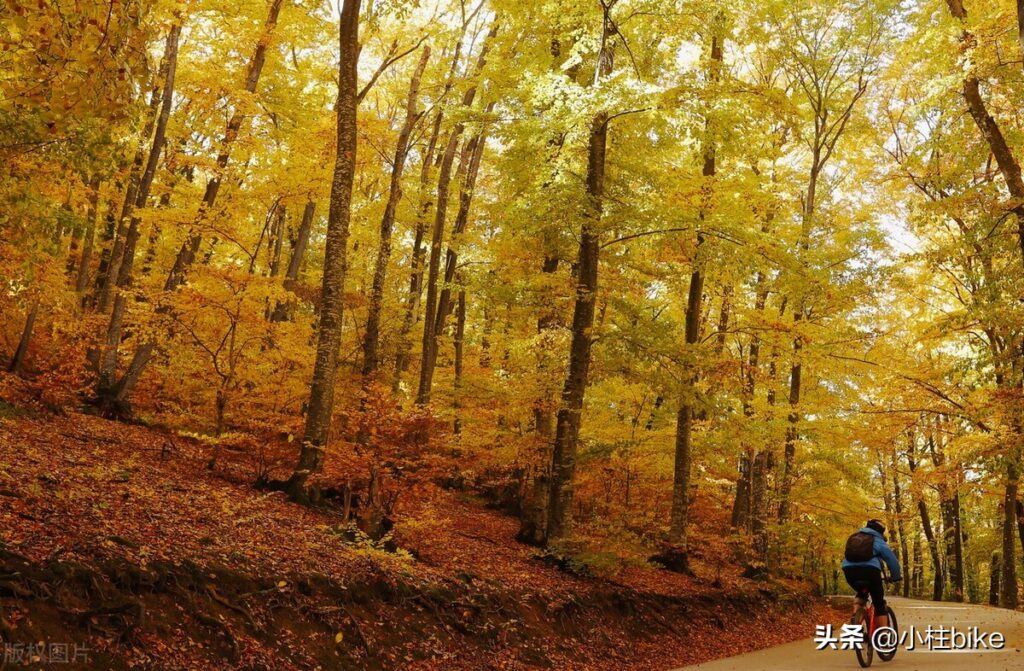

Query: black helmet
[866,519,886,535]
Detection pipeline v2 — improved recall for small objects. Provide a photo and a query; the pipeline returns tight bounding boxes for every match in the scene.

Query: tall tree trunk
[95,23,180,392]
[142,138,192,278]
[361,47,430,379]
[990,552,1001,606]
[97,27,177,311]
[421,100,493,396]
[880,455,895,548]
[65,201,83,278]
[287,0,361,501]
[414,130,464,404]
[519,36,573,546]
[518,247,561,545]
[95,52,168,307]
[748,397,773,568]
[415,30,494,405]
[392,23,475,393]
[546,112,605,544]
[121,22,180,287]
[93,184,131,309]
[246,198,278,276]
[453,287,466,435]
[1015,498,1024,561]
[778,339,801,522]
[666,271,702,567]
[912,528,923,597]
[943,493,965,601]
[714,285,731,356]
[750,450,770,572]
[270,200,315,322]
[964,523,978,603]
[142,185,175,277]
[930,423,965,601]
[733,277,768,533]
[75,177,101,294]
[731,455,751,530]
[392,110,444,390]
[664,28,722,571]
[285,201,315,281]
[93,204,118,298]
[165,0,285,292]
[907,433,944,601]
[8,303,39,374]
[104,3,282,408]
[545,11,616,545]
[1001,463,1019,609]
[890,451,911,598]
[777,26,869,519]
[919,498,944,602]
[97,294,127,393]
[268,204,286,278]
[109,343,155,404]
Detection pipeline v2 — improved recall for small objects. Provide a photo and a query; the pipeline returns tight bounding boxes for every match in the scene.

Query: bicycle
[850,576,899,668]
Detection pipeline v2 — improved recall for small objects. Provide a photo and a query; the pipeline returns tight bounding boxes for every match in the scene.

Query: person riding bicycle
[842,519,902,628]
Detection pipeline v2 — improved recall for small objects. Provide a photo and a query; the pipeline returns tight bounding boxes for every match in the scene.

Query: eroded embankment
[0,382,830,670]
[0,544,827,670]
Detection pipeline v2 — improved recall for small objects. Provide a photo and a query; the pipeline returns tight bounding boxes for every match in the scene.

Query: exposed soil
[0,374,833,670]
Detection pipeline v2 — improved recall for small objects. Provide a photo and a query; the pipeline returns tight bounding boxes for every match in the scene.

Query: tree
[416,25,495,405]
[95,22,180,398]
[361,47,431,382]
[943,0,1024,609]
[287,0,362,501]
[545,1,617,545]
[661,17,724,574]
[164,0,286,292]
[5,0,1024,612]
[767,0,888,523]
[270,201,317,322]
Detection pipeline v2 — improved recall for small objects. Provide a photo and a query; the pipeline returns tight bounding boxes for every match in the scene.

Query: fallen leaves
[0,384,827,669]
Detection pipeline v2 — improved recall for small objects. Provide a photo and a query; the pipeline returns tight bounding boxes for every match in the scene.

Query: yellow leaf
[334,631,344,644]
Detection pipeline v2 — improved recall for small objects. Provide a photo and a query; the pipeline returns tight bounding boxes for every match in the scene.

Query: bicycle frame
[851,570,898,667]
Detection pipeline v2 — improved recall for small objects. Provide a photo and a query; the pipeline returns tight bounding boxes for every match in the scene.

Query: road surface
[674,597,1024,671]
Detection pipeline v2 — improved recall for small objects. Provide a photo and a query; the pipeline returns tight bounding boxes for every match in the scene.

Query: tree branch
[357,35,429,103]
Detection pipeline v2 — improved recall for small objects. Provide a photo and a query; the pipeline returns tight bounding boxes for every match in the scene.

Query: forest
[2,0,1024,668]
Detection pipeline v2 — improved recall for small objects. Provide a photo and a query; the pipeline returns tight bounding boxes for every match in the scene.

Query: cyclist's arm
[877,541,902,581]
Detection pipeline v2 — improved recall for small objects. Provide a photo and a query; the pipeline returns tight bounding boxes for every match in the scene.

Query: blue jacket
[841,527,902,580]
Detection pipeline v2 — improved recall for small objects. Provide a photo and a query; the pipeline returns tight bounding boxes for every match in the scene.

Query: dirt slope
[0,377,832,670]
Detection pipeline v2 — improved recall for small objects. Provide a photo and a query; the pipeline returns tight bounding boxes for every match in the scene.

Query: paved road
[674,597,1024,671]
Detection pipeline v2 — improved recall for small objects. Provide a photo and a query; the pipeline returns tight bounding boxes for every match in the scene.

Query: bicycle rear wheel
[852,608,873,668]
[876,606,898,662]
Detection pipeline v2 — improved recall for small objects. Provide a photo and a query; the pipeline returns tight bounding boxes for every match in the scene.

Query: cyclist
[841,518,902,628]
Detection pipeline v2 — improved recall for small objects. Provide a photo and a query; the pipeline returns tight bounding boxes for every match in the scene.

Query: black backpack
[845,532,876,562]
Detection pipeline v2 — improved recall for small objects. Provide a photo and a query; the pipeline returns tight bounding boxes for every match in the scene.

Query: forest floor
[0,373,838,670]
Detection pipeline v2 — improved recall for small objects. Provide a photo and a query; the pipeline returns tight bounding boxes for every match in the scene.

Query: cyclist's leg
[843,567,870,615]
[866,568,888,627]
